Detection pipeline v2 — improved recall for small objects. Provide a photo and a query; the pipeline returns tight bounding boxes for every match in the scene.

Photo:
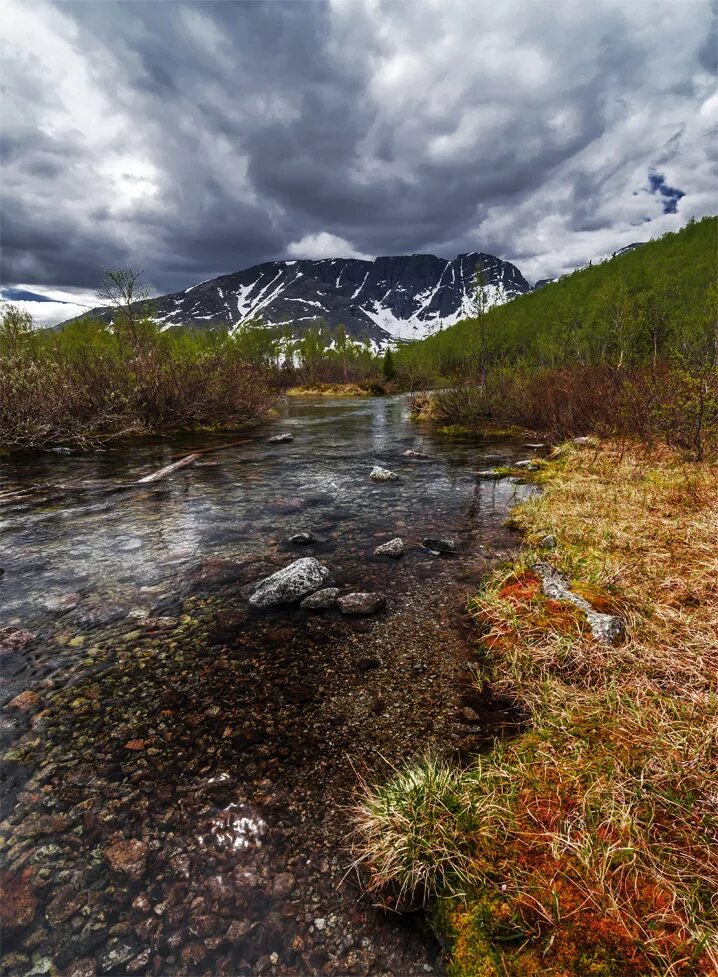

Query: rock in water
[422,537,457,554]
[370,466,399,482]
[249,558,331,608]
[337,593,386,615]
[268,433,294,443]
[476,470,502,480]
[403,449,430,458]
[300,587,340,610]
[104,840,148,881]
[288,532,315,545]
[373,538,405,558]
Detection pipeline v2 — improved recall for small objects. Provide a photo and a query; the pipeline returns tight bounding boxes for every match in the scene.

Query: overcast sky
[1,0,716,322]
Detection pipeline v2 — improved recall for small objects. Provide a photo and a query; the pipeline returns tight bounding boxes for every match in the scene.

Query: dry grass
[353,443,718,975]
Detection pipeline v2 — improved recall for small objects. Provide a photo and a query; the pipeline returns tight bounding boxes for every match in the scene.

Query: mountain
[67,252,531,345]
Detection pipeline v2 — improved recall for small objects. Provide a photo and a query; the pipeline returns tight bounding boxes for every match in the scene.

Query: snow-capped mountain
[68,252,531,345]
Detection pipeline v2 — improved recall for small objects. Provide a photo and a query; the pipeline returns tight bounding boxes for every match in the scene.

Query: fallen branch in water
[137,453,201,483]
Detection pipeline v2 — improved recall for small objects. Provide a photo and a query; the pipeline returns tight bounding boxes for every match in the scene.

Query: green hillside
[398,216,717,376]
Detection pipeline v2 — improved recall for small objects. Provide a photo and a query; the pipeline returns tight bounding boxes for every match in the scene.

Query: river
[0,394,536,977]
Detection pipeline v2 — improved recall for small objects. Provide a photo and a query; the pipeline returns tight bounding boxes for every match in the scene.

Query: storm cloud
[1,0,716,313]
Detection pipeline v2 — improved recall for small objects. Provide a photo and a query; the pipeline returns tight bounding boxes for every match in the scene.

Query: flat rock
[0,869,37,930]
[0,628,36,656]
[476,470,502,480]
[300,587,339,610]
[104,839,148,881]
[337,592,386,616]
[422,537,457,554]
[6,689,43,712]
[373,537,404,558]
[249,558,331,608]
[268,433,293,443]
[370,466,399,482]
[532,562,625,645]
[514,459,538,469]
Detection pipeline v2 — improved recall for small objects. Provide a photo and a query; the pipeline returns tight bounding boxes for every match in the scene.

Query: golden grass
[353,443,718,976]
[285,382,371,397]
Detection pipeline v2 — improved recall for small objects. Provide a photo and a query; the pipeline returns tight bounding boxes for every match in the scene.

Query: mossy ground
[355,442,718,976]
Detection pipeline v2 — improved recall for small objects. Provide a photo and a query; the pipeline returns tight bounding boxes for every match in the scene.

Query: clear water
[0,395,536,976]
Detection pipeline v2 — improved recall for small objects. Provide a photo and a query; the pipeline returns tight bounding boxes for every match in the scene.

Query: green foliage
[0,305,277,451]
[382,347,397,381]
[397,217,718,377]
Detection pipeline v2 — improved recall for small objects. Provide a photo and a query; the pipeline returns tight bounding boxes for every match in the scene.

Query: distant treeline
[1,218,715,453]
[395,216,718,457]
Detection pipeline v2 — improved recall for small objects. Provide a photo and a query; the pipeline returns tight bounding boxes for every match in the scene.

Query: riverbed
[0,395,536,977]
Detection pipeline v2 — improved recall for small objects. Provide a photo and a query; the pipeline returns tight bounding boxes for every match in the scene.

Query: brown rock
[104,839,148,881]
[124,739,145,751]
[181,942,207,966]
[0,868,37,930]
[60,959,97,977]
[6,689,42,712]
[46,885,83,926]
[0,628,36,656]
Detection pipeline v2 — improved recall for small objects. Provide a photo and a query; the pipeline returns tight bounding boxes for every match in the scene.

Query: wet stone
[104,839,148,881]
[60,958,97,977]
[337,593,386,616]
[288,532,315,545]
[6,690,43,712]
[369,466,399,482]
[98,939,138,974]
[373,538,404,558]
[299,588,339,611]
[248,558,331,608]
[0,627,37,657]
[422,537,457,554]
[0,868,37,930]
[268,433,294,443]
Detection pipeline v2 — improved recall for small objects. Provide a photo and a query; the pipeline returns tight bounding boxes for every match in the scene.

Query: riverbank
[355,441,718,976]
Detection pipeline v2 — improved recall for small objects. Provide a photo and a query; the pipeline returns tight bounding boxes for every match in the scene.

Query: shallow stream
[0,395,537,976]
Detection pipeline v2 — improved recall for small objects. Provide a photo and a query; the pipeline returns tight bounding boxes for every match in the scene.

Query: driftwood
[137,453,201,484]
[136,438,254,484]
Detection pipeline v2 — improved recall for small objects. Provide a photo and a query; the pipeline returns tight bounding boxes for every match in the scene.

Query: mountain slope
[67,252,531,344]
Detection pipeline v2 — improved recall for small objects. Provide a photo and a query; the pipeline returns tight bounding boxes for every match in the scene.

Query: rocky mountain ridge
[68,251,532,345]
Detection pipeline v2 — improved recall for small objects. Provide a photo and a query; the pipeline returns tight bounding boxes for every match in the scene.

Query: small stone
[403,449,430,458]
[356,657,380,672]
[514,459,538,470]
[337,593,386,616]
[573,436,593,445]
[60,958,96,977]
[6,690,42,712]
[421,537,457,554]
[299,587,339,611]
[288,532,315,545]
[0,627,36,656]
[460,706,481,723]
[272,872,295,897]
[99,940,137,974]
[104,839,148,881]
[373,537,404,558]
[124,739,145,751]
[226,919,252,941]
[540,534,557,549]
[313,918,326,931]
[0,869,37,930]
[126,950,151,974]
[476,470,501,480]
[268,433,294,443]
[369,466,399,482]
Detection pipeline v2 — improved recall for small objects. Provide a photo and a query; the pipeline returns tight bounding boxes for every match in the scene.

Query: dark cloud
[1,0,716,297]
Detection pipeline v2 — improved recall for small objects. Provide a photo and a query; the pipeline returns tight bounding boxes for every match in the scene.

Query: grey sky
[1,0,716,315]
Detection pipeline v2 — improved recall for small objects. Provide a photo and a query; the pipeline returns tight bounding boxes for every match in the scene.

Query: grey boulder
[373,538,404,558]
[370,466,399,482]
[248,558,331,608]
[337,592,386,616]
[300,587,340,610]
